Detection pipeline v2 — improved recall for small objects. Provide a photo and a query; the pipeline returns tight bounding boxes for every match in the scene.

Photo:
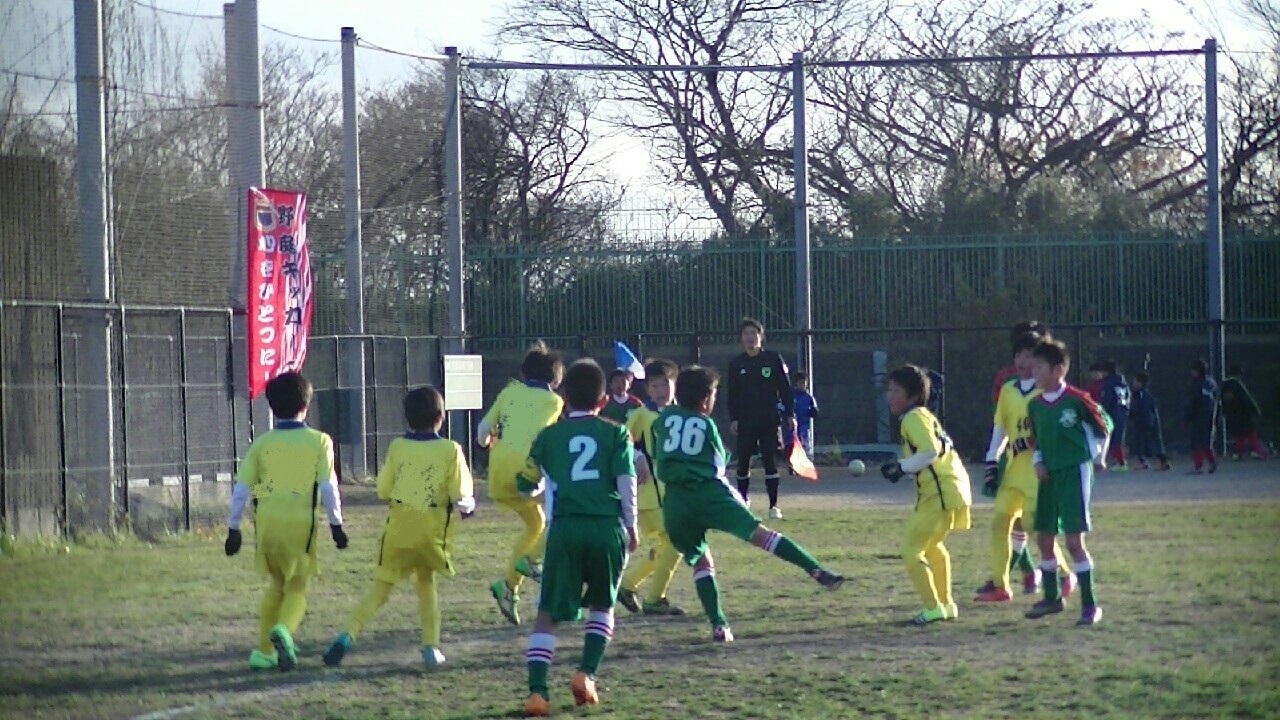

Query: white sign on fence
[443,354,484,410]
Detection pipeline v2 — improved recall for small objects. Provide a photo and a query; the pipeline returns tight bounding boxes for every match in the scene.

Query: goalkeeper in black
[726,317,795,519]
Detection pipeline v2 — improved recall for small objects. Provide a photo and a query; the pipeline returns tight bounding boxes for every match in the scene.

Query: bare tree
[502,0,870,238]
[807,0,1204,237]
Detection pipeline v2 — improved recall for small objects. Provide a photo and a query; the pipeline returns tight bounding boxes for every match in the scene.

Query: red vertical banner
[246,188,313,399]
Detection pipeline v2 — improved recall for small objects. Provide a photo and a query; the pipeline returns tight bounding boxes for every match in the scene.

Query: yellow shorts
[637,507,666,539]
[486,449,526,502]
[254,506,319,582]
[902,505,970,557]
[993,485,1029,518]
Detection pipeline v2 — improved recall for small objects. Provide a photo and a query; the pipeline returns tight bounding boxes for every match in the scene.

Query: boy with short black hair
[787,371,819,457]
[324,386,476,669]
[881,364,972,625]
[478,341,566,625]
[1128,372,1170,470]
[601,369,644,425]
[518,359,638,716]
[618,358,686,616]
[225,371,347,671]
[654,365,843,644]
[1026,339,1112,626]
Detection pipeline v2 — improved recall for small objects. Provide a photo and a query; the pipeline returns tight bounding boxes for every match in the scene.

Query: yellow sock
[1053,540,1071,576]
[346,579,395,641]
[257,577,285,653]
[645,538,682,604]
[925,541,953,606]
[416,572,441,647]
[505,500,546,591]
[278,574,310,633]
[990,512,1016,590]
[621,539,658,592]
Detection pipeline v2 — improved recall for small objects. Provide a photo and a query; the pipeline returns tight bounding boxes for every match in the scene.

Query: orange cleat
[570,672,599,706]
[524,693,550,717]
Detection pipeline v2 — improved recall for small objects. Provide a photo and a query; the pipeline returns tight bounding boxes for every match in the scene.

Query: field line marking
[128,674,342,720]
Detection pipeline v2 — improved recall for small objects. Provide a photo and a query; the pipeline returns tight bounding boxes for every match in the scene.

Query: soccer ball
[847,459,866,476]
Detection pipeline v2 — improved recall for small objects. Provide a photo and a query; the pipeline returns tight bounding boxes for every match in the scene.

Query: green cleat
[269,624,298,672]
[642,598,687,616]
[514,556,543,583]
[491,580,521,625]
[422,646,447,668]
[248,649,278,670]
[323,632,351,667]
[912,605,947,626]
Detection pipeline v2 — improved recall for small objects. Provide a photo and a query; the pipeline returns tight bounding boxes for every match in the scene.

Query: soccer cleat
[1231,453,1242,462]
[515,557,544,583]
[1077,605,1102,626]
[570,672,599,706]
[943,601,959,620]
[810,568,845,590]
[616,587,641,614]
[491,580,521,625]
[1110,464,1129,473]
[1022,570,1041,595]
[269,624,298,672]
[712,624,735,642]
[912,605,947,626]
[768,506,784,520]
[1025,599,1065,619]
[974,580,998,595]
[422,646,446,668]
[523,692,551,717]
[1060,572,1075,599]
[248,649,278,670]
[975,586,1013,602]
[323,632,352,667]
[642,598,686,616]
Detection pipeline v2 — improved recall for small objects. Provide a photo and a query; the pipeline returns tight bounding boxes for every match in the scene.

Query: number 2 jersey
[899,406,971,512]
[651,405,730,487]
[518,415,635,520]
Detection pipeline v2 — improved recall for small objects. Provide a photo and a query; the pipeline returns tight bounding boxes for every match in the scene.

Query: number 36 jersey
[652,405,730,488]
[900,406,972,511]
[520,415,635,520]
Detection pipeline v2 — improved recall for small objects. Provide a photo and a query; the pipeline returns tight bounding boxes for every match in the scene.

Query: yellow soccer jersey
[994,378,1043,496]
[625,404,666,511]
[377,433,474,552]
[482,381,564,497]
[900,407,972,512]
[237,425,334,504]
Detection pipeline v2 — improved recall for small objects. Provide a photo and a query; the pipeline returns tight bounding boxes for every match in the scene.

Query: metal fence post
[1203,38,1227,456]
[792,51,814,383]
[54,305,69,536]
[177,309,192,531]
[116,307,130,519]
[0,305,7,530]
[341,26,369,480]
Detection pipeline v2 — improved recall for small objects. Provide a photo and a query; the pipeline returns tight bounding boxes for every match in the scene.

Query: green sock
[1042,565,1061,602]
[1014,548,1035,574]
[771,535,821,574]
[580,633,607,676]
[1079,569,1096,606]
[694,573,727,626]
[528,661,549,698]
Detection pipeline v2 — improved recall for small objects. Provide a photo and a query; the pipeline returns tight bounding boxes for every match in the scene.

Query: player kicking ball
[654,365,844,643]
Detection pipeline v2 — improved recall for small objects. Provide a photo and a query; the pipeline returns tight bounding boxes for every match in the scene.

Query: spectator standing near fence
[727,318,794,520]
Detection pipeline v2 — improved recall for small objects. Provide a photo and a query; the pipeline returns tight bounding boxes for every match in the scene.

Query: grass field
[2,478,1280,720]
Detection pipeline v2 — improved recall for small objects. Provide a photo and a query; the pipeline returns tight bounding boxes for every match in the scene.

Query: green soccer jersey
[519,414,635,519]
[1028,385,1114,471]
[651,405,729,486]
[600,395,642,425]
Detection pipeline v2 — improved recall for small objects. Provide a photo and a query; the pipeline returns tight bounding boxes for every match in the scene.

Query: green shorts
[662,479,761,566]
[537,516,626,622]
[1034,463,1094,535]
